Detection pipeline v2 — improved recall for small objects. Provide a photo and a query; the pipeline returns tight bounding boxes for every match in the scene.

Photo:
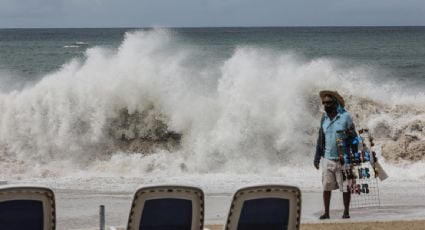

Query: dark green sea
[1,27,424,87]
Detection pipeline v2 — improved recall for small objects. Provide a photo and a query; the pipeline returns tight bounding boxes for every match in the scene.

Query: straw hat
[319,90,345,107]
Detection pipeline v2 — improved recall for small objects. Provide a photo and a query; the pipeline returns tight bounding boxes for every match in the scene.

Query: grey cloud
[0,0,424,28]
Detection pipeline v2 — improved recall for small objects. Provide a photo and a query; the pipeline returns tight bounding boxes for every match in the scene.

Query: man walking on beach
[314,90,356,219]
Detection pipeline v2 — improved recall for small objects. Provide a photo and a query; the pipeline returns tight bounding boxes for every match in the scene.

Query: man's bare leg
[342,191,351,218]
[320,191,331,219]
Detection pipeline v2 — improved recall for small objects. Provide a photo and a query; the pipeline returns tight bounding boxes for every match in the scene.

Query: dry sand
[205,220,425,230]
[300,220,425,230]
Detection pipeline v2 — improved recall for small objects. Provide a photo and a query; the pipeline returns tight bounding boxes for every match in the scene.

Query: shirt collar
[325,112,341,121]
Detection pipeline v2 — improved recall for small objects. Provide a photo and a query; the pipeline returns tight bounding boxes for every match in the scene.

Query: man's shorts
[322,158,347,192]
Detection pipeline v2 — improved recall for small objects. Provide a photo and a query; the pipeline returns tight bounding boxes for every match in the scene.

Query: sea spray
[0,29,424,182]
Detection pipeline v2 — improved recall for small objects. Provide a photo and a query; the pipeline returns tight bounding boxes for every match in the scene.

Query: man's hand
[314,161,320,170]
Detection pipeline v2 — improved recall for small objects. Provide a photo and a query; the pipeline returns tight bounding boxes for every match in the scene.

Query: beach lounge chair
[0,186,56,230]
[126,185,204,230]
[224,185,302,230]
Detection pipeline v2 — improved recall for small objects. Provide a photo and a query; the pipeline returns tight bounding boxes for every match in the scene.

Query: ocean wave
[0,29,424,180]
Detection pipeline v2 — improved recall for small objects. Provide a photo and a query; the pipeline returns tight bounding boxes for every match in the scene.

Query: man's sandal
[319,213,330,220]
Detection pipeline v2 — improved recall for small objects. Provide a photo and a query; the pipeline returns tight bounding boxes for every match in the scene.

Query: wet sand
[53,188,425,229]
[3,181,421,229]
[0,184,422,230]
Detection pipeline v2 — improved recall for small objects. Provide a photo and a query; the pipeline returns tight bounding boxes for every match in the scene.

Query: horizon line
[1,25,425,30]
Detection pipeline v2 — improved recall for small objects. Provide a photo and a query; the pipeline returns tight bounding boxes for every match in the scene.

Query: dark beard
[325,106,336,114]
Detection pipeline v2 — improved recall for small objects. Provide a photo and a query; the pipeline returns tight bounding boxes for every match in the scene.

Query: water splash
[0,29,424,181]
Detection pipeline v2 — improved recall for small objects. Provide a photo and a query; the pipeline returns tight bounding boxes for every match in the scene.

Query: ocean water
[0,27,424,192]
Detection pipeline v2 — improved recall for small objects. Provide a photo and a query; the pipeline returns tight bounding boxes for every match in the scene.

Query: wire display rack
[350,162,382,208]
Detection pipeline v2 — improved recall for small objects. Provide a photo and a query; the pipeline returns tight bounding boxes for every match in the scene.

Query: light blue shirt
[322,111,353,160]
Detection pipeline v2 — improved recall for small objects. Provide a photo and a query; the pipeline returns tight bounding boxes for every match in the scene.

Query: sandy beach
[48,182,425,230]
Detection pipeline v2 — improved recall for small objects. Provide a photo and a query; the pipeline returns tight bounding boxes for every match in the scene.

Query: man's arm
[314,115,326,169]
[314,127,324,169]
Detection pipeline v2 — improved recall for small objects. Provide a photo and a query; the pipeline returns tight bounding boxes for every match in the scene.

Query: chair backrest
[126,185,204,230]
[224,185,301,230]
[0,186,56,230]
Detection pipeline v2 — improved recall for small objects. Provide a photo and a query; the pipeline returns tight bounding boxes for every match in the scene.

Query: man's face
[322,95,334,107]
[322,95,336,111]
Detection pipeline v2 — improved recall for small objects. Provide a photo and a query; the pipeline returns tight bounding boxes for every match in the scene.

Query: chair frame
[0,186,56,230]
[126,185,204,230]
[224,184,302,230]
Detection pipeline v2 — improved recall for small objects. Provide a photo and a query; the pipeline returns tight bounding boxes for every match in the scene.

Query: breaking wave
[0,29,424,180]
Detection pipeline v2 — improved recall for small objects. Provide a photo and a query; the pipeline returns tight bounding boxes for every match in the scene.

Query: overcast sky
[0,0,424,28]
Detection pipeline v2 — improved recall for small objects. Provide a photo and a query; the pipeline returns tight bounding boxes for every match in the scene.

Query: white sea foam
[0,29,424,186]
